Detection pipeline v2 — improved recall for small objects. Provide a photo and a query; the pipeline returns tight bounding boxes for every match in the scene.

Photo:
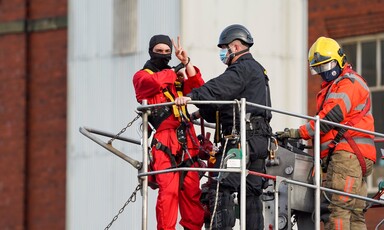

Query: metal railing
[80,98,384,230]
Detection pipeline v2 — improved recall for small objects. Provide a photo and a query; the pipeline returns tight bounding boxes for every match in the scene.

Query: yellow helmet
[308,37,346,69]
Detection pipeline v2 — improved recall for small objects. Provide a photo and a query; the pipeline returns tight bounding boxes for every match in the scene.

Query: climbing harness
[323,97,371,176]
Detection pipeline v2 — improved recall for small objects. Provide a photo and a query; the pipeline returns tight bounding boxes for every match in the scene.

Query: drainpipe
[23,0,31,228]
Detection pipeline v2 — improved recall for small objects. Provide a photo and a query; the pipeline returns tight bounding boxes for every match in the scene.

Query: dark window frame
[339,34,384,193]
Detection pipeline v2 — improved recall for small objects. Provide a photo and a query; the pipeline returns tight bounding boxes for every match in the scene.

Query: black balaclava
[145,35,172,71]
[320,64,342,82]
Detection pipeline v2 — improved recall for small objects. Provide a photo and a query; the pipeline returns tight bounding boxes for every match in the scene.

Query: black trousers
[210,135,268,230]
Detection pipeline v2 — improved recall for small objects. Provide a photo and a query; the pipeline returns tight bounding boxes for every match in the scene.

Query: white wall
[182,0,308,131]
[67,0,181,229]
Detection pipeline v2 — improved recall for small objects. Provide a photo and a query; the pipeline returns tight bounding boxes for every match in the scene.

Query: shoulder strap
[162,87,180,119]
[347,97,371,126]
[329,96,371,146]
[162,82,189,122]
[174,81,188,120]
[144,68,154,74]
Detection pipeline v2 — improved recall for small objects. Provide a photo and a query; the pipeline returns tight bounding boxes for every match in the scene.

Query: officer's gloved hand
[276,128,301,139]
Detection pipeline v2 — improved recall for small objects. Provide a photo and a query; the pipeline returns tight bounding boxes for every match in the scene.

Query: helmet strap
[227,48,249,65]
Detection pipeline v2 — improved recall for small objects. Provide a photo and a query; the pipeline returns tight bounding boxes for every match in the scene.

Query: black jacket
[188,53,272,131]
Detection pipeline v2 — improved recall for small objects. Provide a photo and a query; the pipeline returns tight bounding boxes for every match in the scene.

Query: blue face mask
[319,65,342,82]
[219,48,229,64]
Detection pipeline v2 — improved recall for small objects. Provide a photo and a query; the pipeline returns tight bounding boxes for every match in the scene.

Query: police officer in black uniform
[175,24,272,230]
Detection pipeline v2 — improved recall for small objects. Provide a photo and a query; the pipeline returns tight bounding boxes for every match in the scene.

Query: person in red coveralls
[132,34,204,230]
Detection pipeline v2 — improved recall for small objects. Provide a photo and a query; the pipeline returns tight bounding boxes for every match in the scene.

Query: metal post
[274,178,280,230]
[240,98,247,230]
[314,115,321,230]
[142,100,149,230]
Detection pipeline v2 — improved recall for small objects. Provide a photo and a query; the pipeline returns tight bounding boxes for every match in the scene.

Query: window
[339,34,384,193]
[113,0,137,55]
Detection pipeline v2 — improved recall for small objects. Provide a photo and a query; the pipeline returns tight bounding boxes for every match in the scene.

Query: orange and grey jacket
[299,64,376,162]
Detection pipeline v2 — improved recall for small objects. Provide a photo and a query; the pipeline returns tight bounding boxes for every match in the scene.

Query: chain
[231,100,241,135]
[104,184,141,230]
[108,114,141,144]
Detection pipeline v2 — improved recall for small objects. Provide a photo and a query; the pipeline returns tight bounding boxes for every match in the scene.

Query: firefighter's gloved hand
[276,128,301,139]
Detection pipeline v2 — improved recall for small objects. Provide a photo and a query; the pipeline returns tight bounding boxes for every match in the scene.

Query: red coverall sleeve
[133,69,177,103]
[183,66,205,94]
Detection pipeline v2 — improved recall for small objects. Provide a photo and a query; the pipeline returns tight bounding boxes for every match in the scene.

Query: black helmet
[217,24,254,48]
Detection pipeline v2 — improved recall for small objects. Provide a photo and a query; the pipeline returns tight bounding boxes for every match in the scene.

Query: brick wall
[308,0,384,228]
[0,21,27,230]
[307,0,384,116]
[0,0,67,229]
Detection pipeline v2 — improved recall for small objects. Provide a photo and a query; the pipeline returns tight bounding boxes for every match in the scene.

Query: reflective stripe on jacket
[299,64,376,162]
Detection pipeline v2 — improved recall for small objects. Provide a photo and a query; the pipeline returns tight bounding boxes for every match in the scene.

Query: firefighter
[175,24,273,230]
[132,35,204,230]
[277,36,376,230]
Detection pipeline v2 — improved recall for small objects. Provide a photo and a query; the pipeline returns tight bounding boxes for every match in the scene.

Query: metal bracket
[79,126,142,170]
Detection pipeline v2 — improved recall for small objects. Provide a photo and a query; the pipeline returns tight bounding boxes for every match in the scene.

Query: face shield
[309,60,337,75]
